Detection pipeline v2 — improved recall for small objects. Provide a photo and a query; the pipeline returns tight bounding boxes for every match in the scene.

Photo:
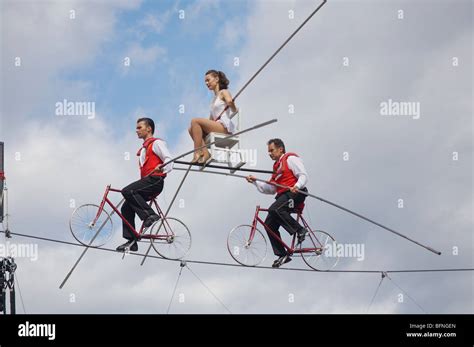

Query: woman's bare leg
[188,126,201,162]
[189,118,227,163]
[196,118,227,163]
[189,119,210,162]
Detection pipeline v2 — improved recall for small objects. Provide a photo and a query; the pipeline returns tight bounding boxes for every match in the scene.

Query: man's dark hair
[137,117,155,134]
[267,138,286,153]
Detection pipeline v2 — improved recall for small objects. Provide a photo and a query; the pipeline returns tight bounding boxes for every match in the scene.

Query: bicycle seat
[290,202,305,214]
[147,192,160,200]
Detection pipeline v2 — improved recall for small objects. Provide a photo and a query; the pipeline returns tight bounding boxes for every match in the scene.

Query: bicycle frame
[92,185,173,241]
[249,205,323,256]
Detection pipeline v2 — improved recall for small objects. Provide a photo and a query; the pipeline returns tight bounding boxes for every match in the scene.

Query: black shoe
[116,240,138,252]
[272,257,282,267]
[296,228,307,245]
[272,255,292,268]
[143,214,161,229]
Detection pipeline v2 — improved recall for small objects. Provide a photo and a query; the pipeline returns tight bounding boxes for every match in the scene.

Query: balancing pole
[215,0,328,121]
[174,160,274,174]
[174,167,442,256]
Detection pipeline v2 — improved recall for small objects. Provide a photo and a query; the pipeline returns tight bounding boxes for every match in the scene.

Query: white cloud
[120,42,167,75]
[1,0,142,122]
[176,0,222,36]
[216,18,244,49]
[139,12,171,34]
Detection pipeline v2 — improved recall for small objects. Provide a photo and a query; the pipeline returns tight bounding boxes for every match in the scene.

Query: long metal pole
[236,1,327,101]
[215,0,328,121]
[174,168,442,255]
[174,160,274,174]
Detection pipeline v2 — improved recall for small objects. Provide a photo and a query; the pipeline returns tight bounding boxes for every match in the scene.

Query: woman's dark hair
[267,138,286,153]
[206,69,229,90]
[137,117,155,134]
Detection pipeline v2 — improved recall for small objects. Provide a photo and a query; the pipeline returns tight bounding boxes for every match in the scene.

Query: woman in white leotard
[188,70,238,163]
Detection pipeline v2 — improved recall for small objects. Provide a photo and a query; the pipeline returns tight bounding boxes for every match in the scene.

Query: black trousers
[121,175,164,240]
[264,188,307,256]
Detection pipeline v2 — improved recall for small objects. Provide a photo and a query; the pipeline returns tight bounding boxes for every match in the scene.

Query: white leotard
[210,92,236,134]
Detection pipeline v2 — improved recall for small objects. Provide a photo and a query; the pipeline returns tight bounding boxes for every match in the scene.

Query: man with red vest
[247,138,308,268]
[116,117,173,252]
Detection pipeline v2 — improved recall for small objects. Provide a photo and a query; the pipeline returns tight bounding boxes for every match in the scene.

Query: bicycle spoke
[249,247,263,263]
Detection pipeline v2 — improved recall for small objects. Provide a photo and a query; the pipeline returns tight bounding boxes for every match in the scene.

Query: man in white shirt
[247,138,308,268]
[117,118,173,252]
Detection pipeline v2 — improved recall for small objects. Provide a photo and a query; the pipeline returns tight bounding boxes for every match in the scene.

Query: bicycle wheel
[70,204,114,247]
[149,217,191,260]
[300,229,339,271]
[227,224,267,266]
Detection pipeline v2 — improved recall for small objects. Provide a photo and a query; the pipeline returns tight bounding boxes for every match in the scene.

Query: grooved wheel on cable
[300,229,339,271]
[69,204,114,247]
[149,217,191,260]
[227,224,267,266]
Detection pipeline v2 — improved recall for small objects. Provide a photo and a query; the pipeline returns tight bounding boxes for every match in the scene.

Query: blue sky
[57,0,250,146]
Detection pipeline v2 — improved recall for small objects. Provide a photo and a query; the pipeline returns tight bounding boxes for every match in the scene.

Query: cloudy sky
[0,0,472,314]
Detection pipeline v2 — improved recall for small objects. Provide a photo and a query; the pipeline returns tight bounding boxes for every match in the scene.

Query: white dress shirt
[138,139,174,174]
[254,155,308,194]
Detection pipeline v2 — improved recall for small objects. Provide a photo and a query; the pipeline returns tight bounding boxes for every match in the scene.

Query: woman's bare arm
[220,90,237,113]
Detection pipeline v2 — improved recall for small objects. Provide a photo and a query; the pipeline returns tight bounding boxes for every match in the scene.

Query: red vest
[270,152,299,194]
[137,137,167,178]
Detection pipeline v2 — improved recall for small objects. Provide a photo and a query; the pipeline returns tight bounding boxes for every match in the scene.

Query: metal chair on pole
[204,109,246,173]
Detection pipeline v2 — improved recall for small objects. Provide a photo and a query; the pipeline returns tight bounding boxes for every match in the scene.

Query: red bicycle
[227,203,339,270]
[69,185,191,260]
